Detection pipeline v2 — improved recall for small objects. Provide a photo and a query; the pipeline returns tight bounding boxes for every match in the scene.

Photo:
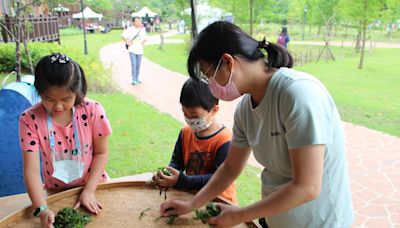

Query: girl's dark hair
[188,21,293,80]
[281,27,288,36]
[180,78,218,112]
[34,53,87,105]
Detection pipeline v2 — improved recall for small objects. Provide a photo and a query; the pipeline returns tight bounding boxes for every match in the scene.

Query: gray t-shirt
[232,68,354,228]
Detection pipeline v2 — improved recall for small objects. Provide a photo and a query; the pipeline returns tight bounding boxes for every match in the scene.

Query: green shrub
[0,44,16,72]
[0,43,113,92]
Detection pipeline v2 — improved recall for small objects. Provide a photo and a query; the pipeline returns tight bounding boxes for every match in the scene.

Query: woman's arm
[217,144,324,226]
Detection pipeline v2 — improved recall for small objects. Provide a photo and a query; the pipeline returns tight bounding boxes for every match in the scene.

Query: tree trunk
[21,20,34,75]
[358,19,367,69]
[317,25,321,38]
[15,2,22,81]
[249,0,254,36]
[358,0,368,69]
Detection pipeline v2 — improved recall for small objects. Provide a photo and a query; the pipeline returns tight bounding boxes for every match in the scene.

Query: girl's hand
[157,166,179,187]
[160,199,193,216]
[40,209,55,228]
[207,203,243,228]
[74,189,103,215]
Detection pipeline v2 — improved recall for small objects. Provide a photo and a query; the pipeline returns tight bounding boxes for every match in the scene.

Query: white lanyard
[46,108,83,172]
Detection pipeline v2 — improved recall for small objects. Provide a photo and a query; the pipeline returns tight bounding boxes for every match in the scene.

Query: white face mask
[52,156,84,184]
[184,116,212,132]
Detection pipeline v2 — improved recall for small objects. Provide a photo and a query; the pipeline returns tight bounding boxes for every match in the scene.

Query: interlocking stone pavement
[100,33,400,228]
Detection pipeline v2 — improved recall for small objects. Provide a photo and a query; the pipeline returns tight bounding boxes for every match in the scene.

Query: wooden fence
[291,46,360,66]
[0,15,60,43]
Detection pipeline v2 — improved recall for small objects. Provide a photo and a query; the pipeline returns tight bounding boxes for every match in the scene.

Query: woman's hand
[207,203,243,228]
[156,166,179,188]
[160,199,193,216]
[74,189,103,215]
[40,209,55,228]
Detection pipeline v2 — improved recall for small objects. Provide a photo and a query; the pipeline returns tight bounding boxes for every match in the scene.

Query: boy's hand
[157,166,179,187]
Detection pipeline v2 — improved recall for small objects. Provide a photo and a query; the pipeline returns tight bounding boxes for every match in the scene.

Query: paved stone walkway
[100,34,400,228]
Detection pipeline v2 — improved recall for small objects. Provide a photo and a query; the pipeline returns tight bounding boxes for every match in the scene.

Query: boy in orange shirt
[155,78,237,203]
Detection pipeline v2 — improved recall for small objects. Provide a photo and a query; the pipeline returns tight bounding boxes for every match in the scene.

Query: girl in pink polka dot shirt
[19,53,112,228]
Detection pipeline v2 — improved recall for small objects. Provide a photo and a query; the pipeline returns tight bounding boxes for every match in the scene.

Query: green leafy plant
[193,202,221,224]
[53,207,91,228]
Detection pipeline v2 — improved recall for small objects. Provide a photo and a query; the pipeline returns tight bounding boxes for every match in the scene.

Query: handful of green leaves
[193,202,221,224]
[157,167,172,177]
[53,207,91,228]
[154,167,172,200]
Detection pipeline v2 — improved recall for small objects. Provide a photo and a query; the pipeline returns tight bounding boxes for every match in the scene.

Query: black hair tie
[50,53,70,64]
[258,37,269,49]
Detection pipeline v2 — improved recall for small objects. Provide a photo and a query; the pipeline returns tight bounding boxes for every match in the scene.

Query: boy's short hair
[180,78,218,112]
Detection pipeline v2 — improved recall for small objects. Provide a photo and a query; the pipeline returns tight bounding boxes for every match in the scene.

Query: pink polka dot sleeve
[90,102,112,138]
[19,112,40,153]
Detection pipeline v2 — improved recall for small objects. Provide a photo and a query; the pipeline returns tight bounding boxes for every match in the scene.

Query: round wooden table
[0,179,259,227]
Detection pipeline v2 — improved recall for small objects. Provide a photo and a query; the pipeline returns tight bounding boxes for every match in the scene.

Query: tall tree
[288,0,312,39]
[341,0,381,69]
[7,0,40,81]
[249,0,254,36]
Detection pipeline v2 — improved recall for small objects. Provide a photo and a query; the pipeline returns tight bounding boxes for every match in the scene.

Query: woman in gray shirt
[160,21,354,228]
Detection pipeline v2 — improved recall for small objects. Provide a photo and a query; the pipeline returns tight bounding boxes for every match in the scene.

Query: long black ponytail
[258,37,293,69]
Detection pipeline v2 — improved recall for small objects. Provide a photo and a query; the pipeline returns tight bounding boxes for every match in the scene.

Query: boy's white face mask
[184,116,212,132]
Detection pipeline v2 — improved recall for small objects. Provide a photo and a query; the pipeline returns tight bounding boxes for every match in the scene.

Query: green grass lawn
[60,28,122,59]
[297,48,400,136]
[145,42,400,137]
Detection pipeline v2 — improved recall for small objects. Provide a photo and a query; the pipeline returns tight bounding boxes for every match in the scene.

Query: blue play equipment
[0,74,41,197]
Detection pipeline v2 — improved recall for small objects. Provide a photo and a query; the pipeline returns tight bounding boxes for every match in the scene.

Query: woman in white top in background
[122,17,147,85]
